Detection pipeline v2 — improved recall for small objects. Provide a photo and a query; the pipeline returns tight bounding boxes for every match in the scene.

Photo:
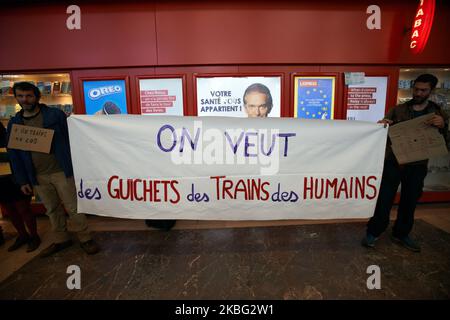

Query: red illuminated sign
[410,0,435,54]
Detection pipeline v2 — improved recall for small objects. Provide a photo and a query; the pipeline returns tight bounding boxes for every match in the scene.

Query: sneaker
[80,239,99,255]
[8,235,29,252]
[391,234,421,252]
[39,240,73,258]
[145,219,176,231]
[26,235,41,253]
[361,233,378,248]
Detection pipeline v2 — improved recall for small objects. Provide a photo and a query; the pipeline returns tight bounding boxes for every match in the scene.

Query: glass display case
[398,68,450,192]
[0,73,73,128]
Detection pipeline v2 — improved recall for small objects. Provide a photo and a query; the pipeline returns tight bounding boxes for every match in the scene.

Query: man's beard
[20,103,38,112]
[412,95,429,105]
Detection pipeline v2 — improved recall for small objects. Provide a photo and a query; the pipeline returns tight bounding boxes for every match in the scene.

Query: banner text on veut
[68,116,387,220]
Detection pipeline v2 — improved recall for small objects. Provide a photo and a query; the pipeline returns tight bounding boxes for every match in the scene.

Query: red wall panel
[1,0,449,71]
[155,1,395,65]
[0,3,158,71]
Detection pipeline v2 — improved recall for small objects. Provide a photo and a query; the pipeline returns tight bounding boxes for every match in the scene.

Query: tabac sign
[410,0,435,54]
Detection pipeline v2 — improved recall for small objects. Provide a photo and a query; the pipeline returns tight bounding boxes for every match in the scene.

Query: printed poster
[196,77,281,117]
[294,77,335,119]
[346,76,388,122]
[83,80,128,115]
[139,78,184,116]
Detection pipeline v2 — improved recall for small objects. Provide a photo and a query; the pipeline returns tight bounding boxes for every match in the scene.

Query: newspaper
[388,113,448,164]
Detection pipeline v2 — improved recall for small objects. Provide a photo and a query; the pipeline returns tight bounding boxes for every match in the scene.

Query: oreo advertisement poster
[83,79,128,115]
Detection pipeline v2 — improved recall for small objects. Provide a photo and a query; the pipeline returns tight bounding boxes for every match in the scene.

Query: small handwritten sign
[7,124,54,153]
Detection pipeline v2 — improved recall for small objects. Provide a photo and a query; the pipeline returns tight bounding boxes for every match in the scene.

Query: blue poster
[295,77,335,120]
[83,80,128,115]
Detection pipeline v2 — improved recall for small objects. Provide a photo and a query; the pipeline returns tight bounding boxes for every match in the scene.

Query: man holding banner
[363,74,449,252]
[7,82,99,257]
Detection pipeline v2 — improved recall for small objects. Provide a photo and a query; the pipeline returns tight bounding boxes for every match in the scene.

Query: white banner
[68,116,387,220]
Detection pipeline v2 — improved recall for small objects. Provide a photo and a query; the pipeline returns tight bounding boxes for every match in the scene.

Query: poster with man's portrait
[196,76,281,117]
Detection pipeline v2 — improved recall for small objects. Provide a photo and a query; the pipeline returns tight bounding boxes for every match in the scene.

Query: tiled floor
[0,202,449,297]
[1,219,449,299]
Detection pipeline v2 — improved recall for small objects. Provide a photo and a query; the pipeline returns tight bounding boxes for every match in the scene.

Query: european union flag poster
[294,77,335,119]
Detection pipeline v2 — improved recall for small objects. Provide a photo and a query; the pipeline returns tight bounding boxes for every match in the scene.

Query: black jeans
[367,158,428,238]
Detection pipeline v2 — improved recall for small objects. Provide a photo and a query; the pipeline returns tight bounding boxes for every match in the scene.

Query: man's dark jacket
[6,104,74,186]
